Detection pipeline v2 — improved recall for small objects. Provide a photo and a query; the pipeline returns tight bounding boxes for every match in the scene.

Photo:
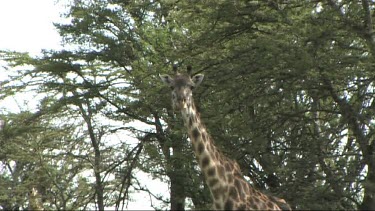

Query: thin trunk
[79,97,104,211]
[170,138,186,210]
[154,112,186,210]
[88,116,104,211]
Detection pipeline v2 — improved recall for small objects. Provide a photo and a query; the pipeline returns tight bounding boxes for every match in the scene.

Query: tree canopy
[1,0,375,210]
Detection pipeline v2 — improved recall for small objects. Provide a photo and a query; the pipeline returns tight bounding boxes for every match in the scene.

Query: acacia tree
[0,106,96,210]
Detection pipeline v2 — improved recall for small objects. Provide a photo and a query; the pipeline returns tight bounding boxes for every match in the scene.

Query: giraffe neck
[181,100,216,168]
[180,100,218,175]
[180,100,230,207]
[179,99,285,210]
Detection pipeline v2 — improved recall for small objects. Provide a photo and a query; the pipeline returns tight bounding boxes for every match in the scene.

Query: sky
[0,0,63,55]
[0,0,167,209]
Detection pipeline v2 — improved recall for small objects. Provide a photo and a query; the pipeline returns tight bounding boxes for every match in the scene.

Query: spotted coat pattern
[160,67,291,210]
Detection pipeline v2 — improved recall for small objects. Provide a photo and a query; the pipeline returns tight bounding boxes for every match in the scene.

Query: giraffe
[159,65,291,210]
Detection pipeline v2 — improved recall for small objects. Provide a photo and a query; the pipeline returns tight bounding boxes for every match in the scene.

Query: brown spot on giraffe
[229,186,239,200]
[159,65,291,210]
[212,188,221,200]
[207,167,216,177]
[192,127,200,140]
[197,142,204,154]
[201,156,210,168]
[225,199,234,210]
[208,178,219,187]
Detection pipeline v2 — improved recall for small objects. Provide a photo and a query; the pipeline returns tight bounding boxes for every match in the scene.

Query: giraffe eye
[190,85,195,90]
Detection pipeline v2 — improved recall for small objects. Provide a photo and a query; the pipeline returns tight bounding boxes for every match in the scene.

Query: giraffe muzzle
[174,98,188,110]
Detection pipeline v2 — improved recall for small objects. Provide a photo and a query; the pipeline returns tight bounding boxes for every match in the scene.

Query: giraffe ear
[159,74,173,86]
[192,74,204,86]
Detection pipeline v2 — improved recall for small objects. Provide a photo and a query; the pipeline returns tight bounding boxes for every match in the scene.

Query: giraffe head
[159,65,204,110]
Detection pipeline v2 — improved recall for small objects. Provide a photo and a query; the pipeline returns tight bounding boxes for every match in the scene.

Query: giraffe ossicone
[160,65,291,210]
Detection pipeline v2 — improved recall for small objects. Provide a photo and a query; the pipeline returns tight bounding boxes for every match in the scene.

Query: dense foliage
[1,0,375,210]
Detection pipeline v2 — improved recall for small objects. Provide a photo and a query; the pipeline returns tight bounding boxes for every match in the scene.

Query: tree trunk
[80,98,105,211]
[170,173,186,210]
[94,153,105,211]
[170,137,186,210]
[154,112,187,210]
